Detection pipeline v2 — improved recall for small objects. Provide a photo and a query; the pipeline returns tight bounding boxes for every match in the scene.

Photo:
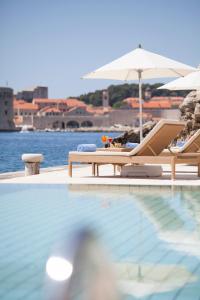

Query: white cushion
[121,165,163,177]
[69,151,130,157]
[179,128,200,153]
[22,153,44,163]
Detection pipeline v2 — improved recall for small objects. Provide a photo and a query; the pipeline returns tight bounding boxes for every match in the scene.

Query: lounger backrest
[128,119,185,156]
[180,129,200,153]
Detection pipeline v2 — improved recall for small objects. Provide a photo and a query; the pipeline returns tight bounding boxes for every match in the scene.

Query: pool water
[0,185,200,300]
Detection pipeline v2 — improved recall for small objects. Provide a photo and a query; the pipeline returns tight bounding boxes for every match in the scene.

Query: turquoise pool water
[0,185,200,300]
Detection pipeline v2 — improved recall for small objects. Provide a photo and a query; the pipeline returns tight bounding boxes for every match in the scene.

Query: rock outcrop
[112,120,156,144]
[179,90,200,137]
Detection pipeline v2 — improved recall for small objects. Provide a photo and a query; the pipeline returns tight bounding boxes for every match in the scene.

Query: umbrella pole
[138,70,143,141]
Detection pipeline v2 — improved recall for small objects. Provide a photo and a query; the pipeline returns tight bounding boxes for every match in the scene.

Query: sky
[0,0,200,98]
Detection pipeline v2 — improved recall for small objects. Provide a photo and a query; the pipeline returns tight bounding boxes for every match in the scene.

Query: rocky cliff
[112,121,156,144]
[179,90,200,137]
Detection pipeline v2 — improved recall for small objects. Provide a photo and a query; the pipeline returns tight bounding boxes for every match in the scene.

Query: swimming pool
[0,184,200,299]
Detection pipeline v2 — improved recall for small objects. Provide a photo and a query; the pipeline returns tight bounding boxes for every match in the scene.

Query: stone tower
[0,87,15,131]
[102,90,109,107]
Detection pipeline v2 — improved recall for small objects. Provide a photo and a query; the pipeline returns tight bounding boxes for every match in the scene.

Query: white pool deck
[0,164,200,188]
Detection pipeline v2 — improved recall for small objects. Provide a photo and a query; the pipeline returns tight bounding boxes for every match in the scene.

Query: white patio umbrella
[158,69,200,91]
[83,45,196,141]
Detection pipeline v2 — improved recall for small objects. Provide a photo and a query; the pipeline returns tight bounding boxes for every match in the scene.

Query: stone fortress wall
[21,108,179,130]
[22,110,138,129]
[0,87,15,131]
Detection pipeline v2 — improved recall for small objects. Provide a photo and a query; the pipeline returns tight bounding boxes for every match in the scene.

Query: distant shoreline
[0,127,131,133]
[0,129,20,132]
[57,127,131,133]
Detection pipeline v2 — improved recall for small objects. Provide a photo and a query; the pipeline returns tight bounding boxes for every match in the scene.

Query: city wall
[22,108,180,130]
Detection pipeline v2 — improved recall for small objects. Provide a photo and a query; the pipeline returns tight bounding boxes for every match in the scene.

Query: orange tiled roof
[151,96,183,101]
[124,96,183,103]
[66,98,86,107]
[39,106,61,113]
[33,98,86,107]
[14,100,38,110]
[123,97,139,104]
[151,96,183,107]
[86,106,100,113]
[44,107,61,113]
[123,96,183,109]
[129,100,171,109]
[144,101,171,109]
[67,106,86,113]
[14,99,26,105]
[33,98,64,104]
[86,106,112,114]
[67,106,105,115]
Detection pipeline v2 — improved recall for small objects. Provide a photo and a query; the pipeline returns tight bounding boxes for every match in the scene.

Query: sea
[0,131,120,173]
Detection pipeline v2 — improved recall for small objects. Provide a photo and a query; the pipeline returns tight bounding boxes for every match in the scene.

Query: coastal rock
[112,120,156,144]
[179,91,200,136]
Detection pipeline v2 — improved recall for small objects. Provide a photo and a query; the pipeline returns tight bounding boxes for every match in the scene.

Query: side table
[94,147,132,176]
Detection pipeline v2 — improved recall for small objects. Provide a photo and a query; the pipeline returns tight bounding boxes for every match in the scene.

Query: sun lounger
[68,119,200,180]
[163,129,200,155]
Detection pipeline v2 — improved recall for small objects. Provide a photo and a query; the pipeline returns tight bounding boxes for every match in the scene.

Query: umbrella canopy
[158,69,200,91]
[84,46,196,80]
[83,45,196,141]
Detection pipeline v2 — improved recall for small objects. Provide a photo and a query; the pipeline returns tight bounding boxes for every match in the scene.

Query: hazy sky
[1,0,200,98]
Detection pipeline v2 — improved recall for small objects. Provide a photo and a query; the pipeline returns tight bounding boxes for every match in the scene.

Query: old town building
[13,96,182,130]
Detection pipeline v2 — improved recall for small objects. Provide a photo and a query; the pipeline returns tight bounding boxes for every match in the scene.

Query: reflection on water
[131,189,200,258]
[116,262,196,298]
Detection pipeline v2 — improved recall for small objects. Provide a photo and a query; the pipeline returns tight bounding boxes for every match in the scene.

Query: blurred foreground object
[45,228,121,300]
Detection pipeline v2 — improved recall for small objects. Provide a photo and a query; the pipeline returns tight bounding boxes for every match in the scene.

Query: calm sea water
[0,131,119,173]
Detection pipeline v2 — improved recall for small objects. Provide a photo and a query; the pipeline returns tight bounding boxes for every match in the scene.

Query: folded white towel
[77,144,97,152]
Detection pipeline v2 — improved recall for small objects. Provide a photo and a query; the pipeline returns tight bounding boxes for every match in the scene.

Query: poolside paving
[0,164,200,187]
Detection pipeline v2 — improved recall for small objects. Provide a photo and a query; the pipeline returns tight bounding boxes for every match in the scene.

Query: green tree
[77,83,187,108]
